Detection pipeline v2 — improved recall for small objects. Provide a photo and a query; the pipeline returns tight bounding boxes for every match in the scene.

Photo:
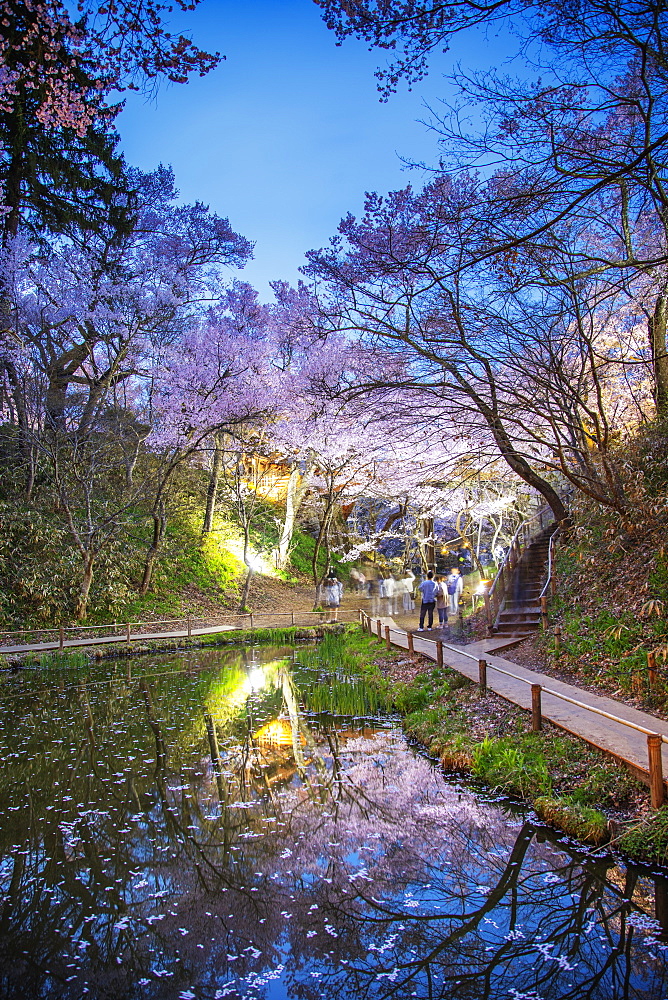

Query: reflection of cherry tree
[0,654,666,999]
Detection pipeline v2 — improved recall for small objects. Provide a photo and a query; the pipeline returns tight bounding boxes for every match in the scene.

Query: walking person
[383,574,396,616]
[445,567,464,616]
[435,575,448,627]
[324,576,343,622]
[350,567,366,594]
[399,570,415,613]
[368,577,381,618]
[417,571,439,630]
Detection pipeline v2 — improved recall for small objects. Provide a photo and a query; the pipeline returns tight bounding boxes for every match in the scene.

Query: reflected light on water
[0,643,666,1000]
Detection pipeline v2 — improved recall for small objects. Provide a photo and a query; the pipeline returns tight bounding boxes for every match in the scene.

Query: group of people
[370,572,416,616]
[350,567,416,616]
[325,564,466,629]
[416,568,464,630]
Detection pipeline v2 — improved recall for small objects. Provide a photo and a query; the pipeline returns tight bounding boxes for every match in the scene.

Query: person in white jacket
[324,576,344,621]
[445,567,464,616]
[398,571,415,612]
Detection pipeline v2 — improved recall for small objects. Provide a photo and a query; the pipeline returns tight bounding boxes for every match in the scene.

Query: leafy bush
[472,737,552,797]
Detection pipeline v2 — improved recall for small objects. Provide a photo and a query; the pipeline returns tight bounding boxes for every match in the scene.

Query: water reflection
[0,645,666,999]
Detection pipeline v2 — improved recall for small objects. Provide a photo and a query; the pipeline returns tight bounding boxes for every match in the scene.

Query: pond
[0,638,667,1000]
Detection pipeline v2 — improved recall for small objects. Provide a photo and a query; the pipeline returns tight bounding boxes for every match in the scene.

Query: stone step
[495,624,538,635]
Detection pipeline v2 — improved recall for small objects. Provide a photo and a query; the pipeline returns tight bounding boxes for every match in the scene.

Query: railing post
[478,658,487,695]
[59,626,64,651]
[384,625,391,650]
[376,619,382,639]
[483,592,492,632]
[649,650,658,688]
[291,611,295,626]
[540,596,548,630]
[531,684,542,732]
[647,733,664,809]
[436,640,443,669]
[554,625,561,654]
[407,631,414,654]
[249,613,254,630]
[126,623,131,645]
[187,614,192,640]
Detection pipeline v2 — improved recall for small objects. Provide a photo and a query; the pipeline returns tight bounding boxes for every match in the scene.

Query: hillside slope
[506,422,668,718]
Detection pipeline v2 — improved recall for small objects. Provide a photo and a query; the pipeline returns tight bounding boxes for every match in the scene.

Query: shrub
[472,737,552,797]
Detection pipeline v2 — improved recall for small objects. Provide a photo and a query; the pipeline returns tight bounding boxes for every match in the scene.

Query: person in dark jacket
[417,571,439,630]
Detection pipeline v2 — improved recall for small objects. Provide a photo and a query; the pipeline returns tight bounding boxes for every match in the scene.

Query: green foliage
[288,528,348,581]
[0,497,133,625]
[534,796,608,845]
[291,629,392,713]
[568,763,644,810]
[619,807,668,864]
[472,737,552,798]
[394,682,432,714]
[545,427,668,702]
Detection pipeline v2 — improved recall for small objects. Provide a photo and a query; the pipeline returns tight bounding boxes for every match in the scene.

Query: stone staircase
[493,525,557,639]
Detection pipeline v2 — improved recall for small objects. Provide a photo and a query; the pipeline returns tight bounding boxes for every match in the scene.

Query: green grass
[288,529,349,582]
[115,511,243,622]
[534,796,608,845]
[619,806,668,864]
[472,736,552,797]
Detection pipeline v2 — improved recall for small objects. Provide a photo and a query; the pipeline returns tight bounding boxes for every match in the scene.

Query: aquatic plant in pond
[0,644,666,998]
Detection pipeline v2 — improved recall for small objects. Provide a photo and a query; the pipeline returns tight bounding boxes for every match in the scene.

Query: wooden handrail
[539,528,560,600]
[485,506,552,629]
[0,609,364,653]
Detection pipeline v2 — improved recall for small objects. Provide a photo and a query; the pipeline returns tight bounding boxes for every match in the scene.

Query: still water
[0,641,667,1000]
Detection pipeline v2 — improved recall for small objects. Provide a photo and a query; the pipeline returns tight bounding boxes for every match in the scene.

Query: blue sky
[118,0,500,297]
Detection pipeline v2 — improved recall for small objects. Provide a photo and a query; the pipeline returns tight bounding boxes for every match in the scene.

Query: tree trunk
[312,504,334,607]
[74,551,95,621]
[276,464,310,569]
[202,433,223,534]
[237,523,255,612]
[650,294,668,419]
[420,517,435,571]
[139,505,166,595]
[238,567,254,612]
[483,410,570,522]
[1,356,35,497]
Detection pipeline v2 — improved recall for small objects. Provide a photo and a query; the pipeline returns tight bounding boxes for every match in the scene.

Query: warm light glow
[475,580,491,595]
[254,718,305,748]
[223,537,277,577]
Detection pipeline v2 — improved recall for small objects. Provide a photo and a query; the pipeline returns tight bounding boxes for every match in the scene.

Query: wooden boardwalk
[368,616,668,804]
[0,610,363,656]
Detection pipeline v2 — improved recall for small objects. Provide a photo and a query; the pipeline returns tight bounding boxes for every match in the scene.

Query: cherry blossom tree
[0,168,256,617]
[0,2,220,243]
[305,171,658,523]
[316,1,668,419]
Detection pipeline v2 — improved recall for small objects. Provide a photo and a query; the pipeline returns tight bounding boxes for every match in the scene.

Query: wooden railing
[361,611,668,809]
[0,609,364,654]
[483,506,554,631]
